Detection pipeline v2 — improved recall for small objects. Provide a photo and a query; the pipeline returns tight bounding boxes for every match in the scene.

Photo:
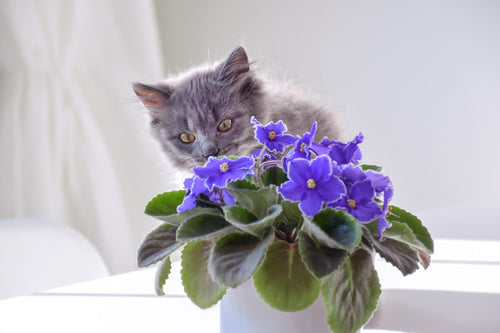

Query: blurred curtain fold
[0,0,172,273]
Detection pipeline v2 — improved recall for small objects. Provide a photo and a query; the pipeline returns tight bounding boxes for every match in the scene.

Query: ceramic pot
[220,278,331,333]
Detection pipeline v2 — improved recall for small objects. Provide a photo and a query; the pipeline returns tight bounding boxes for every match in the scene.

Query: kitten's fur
[133,46,342,170]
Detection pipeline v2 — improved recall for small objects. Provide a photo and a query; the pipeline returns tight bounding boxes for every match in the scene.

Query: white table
[368,239,500,332]
[0,239,499,333]
[0,263,218,332]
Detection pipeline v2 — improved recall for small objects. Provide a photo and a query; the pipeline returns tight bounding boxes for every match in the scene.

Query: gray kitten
[133,46,342,170]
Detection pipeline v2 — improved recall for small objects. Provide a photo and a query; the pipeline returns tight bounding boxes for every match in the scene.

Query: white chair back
[0,218,109,299]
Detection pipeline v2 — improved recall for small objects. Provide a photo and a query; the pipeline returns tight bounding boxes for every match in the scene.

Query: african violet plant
[138,117,433,333]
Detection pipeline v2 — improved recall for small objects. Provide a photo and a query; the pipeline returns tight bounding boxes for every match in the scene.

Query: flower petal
[352,201,383,222]
[315,176,346,203]
[341,164,366,184]
[309,155,333,183]
[278,180,307,201]
[286,158,312,183]
[299,191,323,217]
[350,179,376,202]
[377,215,392,240]
[228,156,254,170]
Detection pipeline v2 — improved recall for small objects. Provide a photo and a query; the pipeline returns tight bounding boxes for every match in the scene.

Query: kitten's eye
[179,132,195,143]
[217,119,232,132]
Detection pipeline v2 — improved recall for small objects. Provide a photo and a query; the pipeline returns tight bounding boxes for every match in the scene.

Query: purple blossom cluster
[177,156,254,212]
[177,117,394,237]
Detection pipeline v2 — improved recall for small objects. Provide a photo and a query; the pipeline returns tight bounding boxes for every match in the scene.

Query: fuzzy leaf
[274,200,304,230]
[417,249,432,269]
[208,232,271,288]
[156,207,223,226]
[155,256,172,296]
[181,240,227,308]
[145,190,186,217]
[177,213,233,241]
[364,227,419,276]
[378,220,430,254]
[387,206,434,253]
[226,186,278,219]
[224,204,282,237]
[253,240,321,312]
[298,230,348,278]
[307,208,361,252]
[228,179,260,190]
[261,166,288,186]
[322,249,381,333]
[137,223,182,267]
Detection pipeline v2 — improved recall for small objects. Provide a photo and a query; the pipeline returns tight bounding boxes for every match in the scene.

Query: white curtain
[0,0,175,273]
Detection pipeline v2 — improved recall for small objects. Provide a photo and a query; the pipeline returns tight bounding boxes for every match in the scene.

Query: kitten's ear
[217,46,250,82]
[133,83,171,115]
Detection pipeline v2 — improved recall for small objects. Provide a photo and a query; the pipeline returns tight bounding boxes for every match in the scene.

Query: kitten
[133,46,342,171]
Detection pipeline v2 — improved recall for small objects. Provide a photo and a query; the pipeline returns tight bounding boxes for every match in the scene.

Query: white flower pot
[220,279,331,333]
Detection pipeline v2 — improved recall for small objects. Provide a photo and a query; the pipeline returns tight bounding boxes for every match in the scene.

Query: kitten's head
[134,47,265,170]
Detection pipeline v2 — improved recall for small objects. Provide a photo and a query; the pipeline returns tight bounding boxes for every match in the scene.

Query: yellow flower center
[220,162,229,172]
[347,199,356,208]
[300,143,306,152]
[268,131,276,140]
[307,179,316,189]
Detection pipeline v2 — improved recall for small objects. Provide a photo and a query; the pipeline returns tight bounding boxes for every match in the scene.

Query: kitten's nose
[202,145,219,158]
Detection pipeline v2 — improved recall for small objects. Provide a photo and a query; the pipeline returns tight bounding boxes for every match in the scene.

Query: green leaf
[228,179,259,190]
[224,205,258,224]
[224,204,282,237]
[253,240,321,312]
[208,232,271,288]
[360,164,382,172]
[145,190,186,217]
[298,230,348,278]
[155,256,172,296]
[376,220,430,254]
[274,200,304,230]
[307,208,361,252]
[177,214,233,241]
[181,240,227,309]
[157,207,223,226]
[387,206,434,253]
[226,186,278,219]
[261,166,288,186]
[375,238,419,276]
[322,249,381,333]
[137,223,182,267]
[365,217,432,269]
[363,227,419,276]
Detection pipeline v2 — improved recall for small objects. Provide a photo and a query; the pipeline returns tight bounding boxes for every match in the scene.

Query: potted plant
[137,117,433,333]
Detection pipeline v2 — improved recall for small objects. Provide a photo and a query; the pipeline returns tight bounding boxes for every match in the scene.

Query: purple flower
[328,133,364,165]
[365,171,391,195]
[251,149,278,168]
[193,156,254,190]
[338,167,393,237]
[177,175,236,213]
[251,117,298,153]
[208,188,236,207]
[283,122,317,172]
[177,176,208,212]
[340,164,367,189]
[364,170,393,236]
[311,137,335,156]
[278,155,346,217]
[376,181,394,239]
[376,186,393,239]
[330,179,383,222]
